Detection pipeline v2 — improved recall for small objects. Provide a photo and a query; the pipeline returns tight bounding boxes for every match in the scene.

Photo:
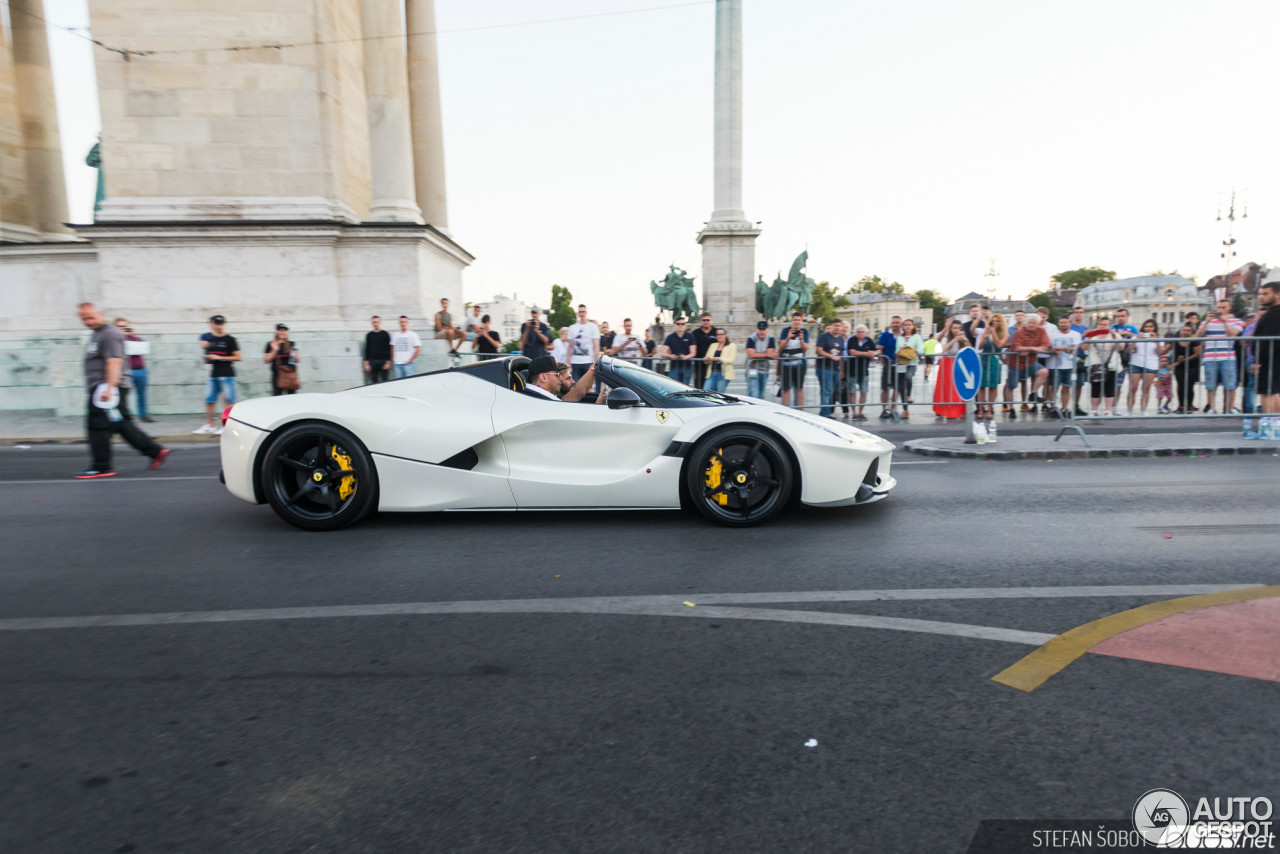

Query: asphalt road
[2,444,1278,853]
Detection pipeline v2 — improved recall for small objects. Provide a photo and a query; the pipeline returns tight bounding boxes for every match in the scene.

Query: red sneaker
[74,469,116,479]
[148,448,170,470]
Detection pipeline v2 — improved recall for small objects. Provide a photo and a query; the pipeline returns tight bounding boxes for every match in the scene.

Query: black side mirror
[606,387,642,410]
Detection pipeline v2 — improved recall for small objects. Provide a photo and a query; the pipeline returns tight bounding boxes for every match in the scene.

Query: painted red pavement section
[1089,597,1280,683]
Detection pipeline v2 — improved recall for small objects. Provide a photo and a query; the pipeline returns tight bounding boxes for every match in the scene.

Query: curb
[2,435,219,447]
[901,440,1278,461]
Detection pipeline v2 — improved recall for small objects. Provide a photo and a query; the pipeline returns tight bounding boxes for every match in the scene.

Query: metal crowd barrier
[479,332,1279,430]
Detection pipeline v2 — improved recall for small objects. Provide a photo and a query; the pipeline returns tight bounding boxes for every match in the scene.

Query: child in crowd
[1155,355,1173,414]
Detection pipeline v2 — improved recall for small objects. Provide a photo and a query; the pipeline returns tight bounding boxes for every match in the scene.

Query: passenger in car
[556,361,606,403]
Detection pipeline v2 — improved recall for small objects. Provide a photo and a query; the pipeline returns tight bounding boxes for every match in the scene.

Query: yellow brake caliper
[330,446,356,500]
[704,448,727,506]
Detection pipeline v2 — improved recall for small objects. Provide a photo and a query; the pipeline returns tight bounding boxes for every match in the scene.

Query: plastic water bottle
[986,421,998,443]
[974,422,988,444]
[1243,418,1259,440]
[1263,417,1278,441]
[106,407,122,423]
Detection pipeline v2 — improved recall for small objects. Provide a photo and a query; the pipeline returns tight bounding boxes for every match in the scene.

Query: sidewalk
[1,412,220,446]
[904,430,1280,461]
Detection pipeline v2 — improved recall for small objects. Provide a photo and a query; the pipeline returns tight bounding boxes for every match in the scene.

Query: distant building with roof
[944,292,1035,330]
[834,292,923,335]
[1073,275,1206,332]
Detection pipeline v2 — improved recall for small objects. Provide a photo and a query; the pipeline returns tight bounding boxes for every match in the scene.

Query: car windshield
[606,358,695,398]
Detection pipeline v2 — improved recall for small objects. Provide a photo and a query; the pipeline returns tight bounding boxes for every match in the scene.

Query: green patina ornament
[756,251,815,320]
[85,139,105,216]
[650,264,700,319]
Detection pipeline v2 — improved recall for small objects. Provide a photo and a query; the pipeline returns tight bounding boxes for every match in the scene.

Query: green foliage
[1229,292,1250,318]
[1050,267,1115,289]
[913,288,949,330]
[849,275,905,295]
[501,338,521,354]
[1028,291,1070,323]
[810,281,838,323]
[548,284,575,329]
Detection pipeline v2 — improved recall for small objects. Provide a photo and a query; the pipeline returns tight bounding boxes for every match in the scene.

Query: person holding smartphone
[779,311,809,408]
[607,317,644,361]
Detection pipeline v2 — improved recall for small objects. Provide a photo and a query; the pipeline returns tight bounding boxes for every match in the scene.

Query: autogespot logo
[1134,788,1190,846]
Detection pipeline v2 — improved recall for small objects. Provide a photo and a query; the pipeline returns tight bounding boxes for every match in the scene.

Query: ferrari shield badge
[656,410,670,424]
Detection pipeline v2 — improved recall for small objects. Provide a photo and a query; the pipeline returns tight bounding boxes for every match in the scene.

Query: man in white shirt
[391,315,422,378]
[566,304,600,382]
[465,305,484,343]
[1047,315,1083,415]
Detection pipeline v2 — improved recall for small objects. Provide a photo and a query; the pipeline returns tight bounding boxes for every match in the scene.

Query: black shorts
[1258,362,1280,396]
[781,361,806,390]
[924,355,936,365]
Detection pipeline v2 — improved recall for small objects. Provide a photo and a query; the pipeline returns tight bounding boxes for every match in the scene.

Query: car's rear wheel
[262,423,377,531]
[686,426,793,527]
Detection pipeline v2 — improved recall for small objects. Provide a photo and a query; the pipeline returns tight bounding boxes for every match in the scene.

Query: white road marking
[0,476,217,486]
[0,585,1254,644]
[887,460,948,465]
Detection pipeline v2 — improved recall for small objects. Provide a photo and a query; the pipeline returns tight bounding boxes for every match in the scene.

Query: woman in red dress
[932,319,967,419]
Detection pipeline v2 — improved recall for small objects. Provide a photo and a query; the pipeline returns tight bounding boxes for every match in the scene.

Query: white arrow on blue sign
[952,346,981,401]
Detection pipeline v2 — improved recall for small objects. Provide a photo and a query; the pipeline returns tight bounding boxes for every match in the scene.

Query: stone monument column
[405,0,449,231]
[361,0,423,223]
[9,0,70,238]
[0,16,37,242]
[697,0,759,329]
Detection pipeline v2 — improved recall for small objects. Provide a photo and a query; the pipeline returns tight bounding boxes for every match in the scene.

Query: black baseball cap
[210,315,226,324]
[526,355,558,377]
[275,323,288,330]
[757,321,769,329]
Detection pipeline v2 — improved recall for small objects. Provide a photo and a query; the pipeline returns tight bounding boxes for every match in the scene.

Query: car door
[491,390,685,508]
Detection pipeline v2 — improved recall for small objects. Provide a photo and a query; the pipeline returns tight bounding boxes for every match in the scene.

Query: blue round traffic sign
[952,347,981,401]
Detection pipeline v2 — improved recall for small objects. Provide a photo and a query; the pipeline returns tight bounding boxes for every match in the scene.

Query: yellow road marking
[991,585,1280,693]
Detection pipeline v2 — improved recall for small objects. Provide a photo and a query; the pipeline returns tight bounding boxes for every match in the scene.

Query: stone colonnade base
[698,223,762,345]
[0,221,471,416]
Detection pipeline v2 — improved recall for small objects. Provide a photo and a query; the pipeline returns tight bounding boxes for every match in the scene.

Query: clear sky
[43,0,1280,325]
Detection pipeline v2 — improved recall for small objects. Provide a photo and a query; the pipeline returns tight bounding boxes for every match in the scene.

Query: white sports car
[219,355,896,530]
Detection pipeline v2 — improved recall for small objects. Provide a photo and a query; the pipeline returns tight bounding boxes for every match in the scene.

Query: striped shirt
[1201,317,1243,361]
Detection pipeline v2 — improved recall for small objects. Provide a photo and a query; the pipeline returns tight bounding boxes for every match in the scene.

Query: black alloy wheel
[262,423,377,531]
[686,426,794,527]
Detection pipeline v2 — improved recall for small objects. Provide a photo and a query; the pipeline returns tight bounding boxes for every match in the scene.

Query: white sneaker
[1203,407,1215,415]
[214,427,223,436]
[192,424,215,435]
[1229,408,1242,415]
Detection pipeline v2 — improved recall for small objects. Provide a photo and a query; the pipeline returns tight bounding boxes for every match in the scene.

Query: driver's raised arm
[562,365,596,402]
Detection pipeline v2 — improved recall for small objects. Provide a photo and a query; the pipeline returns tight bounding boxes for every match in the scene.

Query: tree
[1050,267,1115,290]
[849,274,905,295]
[548,284,575,330]
[913,289,949,331]
[810,281,840,323]
[1028,290,1070,323]
[1229,292,1250,319]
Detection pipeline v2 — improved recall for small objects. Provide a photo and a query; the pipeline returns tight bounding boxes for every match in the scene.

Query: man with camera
[1197,298,1244,414]
[779,311,809,409]
[520,308,551,359]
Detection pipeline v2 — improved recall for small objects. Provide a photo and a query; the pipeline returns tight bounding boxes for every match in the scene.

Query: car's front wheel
[686,426,794,526]
[262,423,377,531]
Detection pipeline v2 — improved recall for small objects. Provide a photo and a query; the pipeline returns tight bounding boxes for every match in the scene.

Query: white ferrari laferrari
[219,355,896,530]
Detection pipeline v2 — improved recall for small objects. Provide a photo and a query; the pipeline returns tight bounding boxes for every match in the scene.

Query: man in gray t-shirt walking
[76,302,167,478]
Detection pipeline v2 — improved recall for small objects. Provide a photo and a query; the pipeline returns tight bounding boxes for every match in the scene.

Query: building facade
[0,0,471,416]
[471,294,533,346]
[835,293,924,335]
[1072,276,1207,332]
